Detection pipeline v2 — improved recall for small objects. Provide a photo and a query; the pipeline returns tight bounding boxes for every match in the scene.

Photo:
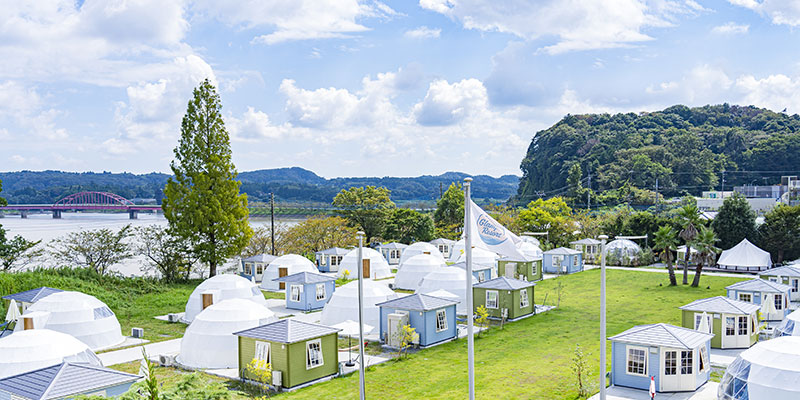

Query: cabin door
[278,267,288,289]
[660,348,680,392]
[362,259,371,279]
[505,262,516,279]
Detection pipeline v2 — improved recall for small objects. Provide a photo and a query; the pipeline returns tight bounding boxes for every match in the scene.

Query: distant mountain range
[0,168,520,205]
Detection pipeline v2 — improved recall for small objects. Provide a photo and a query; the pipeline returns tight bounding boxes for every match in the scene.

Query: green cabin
[678,296,760,349]
[473,277,536,321]
[234,319,341,389]
[497,256,542,282]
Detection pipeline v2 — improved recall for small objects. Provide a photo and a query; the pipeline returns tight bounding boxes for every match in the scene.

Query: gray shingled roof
[375,293,459,311]
[234,319,340,343]
[315,247,350,256]
[241,254,278,263]
[760,265,800,278]
[2,287,62,304]
[726,278,792,293]
[570,238,601,245]
[378,242,408,250]
[430,238,455,245]
[608,323,714,349]
[273,272,336,284]
[474,277,536,290]
[679,296,760,315]
[451,261,493,272]
[0,362,139,400]
[543,247,582,255]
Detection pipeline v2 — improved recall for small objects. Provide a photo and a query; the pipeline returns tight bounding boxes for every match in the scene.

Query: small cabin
[377,242,407,266]
[542,247,583,274]
[570,238,601,263]
[609,323,713,393]
[759,265,800,301]
[240,254,277,283]
[376,293,458,348]
[235,320,340,389]
[314,247,349,272]
[726,279,791,321]
[0,362,139,400]
[430,238,455,259]
[497,256,542,282]
[1,287,62,314]
[273,272,336,312]
[679,296,760,349]
[473,277,536,321]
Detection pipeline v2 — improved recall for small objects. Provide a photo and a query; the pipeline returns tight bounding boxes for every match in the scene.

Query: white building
[184,274,267,323]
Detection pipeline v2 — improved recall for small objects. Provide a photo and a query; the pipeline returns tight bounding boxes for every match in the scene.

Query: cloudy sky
[1,1,799,178]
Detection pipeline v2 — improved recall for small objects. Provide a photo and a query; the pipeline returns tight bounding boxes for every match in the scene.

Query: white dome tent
[717,238,772,272]
[399,242,445,265]
[773,309,800,338]
[416,268,478,315]
[0,329,102,379]
[394,254,446,291]
[337,248,392,280]
[260,254,317,291]
[448,239,490,262]
[320,280,396,334]
[719,336,800,399]
[16,291,124,351]
[178,299,277,369]
[519,235,541,246]
[184,274,267,323]
[517,241,543,260]
[456,247,499,268]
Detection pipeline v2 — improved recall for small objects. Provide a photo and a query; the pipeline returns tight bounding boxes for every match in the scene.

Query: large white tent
[259,254,318,291]
[337,248,392,280]
[399,242,446,265]
[184,274,267,323]
[394,254,445,291]
[0,329,102,379]
[718,336,800,399]
[517,241,543,260]
[416,268,478,315]
[773,309,800,338]
[16,291,124,351]
[320,280,396,334]
[178,299,276,369]
[605,239,642,259]
[717,239,772,271]
[455,247,499,268]
[448,239,490,262]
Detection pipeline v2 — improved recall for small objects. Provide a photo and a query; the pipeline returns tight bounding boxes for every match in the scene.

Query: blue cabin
[376,293,458,348]
[315,247,349,272]
[0,362,139,399]
[239,254,277,283]
[726,279,791,321]
[451,261,494,282]
[2,287,62,314]
[273,272,336,312]
[542,247,583,274]
[377,242,407,266]
[609,323,713,393]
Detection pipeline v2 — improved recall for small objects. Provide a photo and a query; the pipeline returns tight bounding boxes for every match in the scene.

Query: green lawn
[276,269,746,400]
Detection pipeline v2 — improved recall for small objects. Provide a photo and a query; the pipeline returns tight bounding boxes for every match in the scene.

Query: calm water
[0,212,299,277]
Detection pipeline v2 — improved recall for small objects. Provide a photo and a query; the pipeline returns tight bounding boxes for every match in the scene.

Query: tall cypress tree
[163,79,252,277]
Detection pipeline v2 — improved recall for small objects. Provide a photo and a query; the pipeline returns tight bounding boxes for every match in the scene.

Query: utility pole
[587,169,591,210]
[721,170,726,199]
[270,193,276,255]
[439,182,443,199]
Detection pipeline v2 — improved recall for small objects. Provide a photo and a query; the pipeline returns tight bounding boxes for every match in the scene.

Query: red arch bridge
[1,192,162,219]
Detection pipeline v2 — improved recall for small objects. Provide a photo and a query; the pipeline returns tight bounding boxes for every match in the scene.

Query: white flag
[468,200,526,260]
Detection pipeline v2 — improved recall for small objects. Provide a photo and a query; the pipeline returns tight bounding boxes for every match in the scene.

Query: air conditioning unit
[272,370,282,387]
[131,328,144,338]
[387,312,409,348]
[158,354,175,367]
[167,313,180,323]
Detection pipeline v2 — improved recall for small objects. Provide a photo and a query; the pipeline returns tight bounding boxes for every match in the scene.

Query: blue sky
[1,0,799,178]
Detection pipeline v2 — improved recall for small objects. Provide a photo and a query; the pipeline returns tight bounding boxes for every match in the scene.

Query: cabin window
[694,313,711,330]
[738,316,748,335]
[306,339,323,369]
[256,264,264,275]
[520,289,529,308]
[331,256,341,266]
[792,279,799,293]
[680,351,693,375]
[315,283,326,301]
[531,263,537,276]
[738,293,752,303]
[626,346,647,376]
[244,263,252,275]
[699,346,708,372]
[255,341,271,363]
[486,291,498,309]
[725,317,735,336]
[774,294,784,310]
[552,255,563,266]
[290,285,302,302]
[438,245,446,253]
[573,257,578,267]
[435,309,448,332]
[664,351,677,375]
[478,271,485,282]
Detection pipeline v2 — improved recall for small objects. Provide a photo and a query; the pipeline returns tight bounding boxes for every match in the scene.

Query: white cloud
[711,22,750,34]
[413,79,490,126]
[728,0,800,26]
[227,107,285,141]
[736,74,800,113]
[404,26,441,39]
[0,81,68,140]
[646,64,732,104]
[10,155,26,163]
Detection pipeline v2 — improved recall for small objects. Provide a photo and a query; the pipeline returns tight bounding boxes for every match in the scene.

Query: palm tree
[653,225,679,286]
[692,226,721,287]
[677,205,701,285]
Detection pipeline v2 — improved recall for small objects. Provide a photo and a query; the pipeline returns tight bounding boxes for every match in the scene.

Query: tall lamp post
[464,177,475,400]
[598,234,608,400]
[357,231,366,400]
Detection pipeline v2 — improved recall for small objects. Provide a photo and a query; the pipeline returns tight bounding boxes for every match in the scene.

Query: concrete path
[588,382,718,400]
[99,338,182,366]
[710,348,744,368]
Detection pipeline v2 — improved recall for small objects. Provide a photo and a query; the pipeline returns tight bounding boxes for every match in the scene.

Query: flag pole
[464,177,475,400]
[357,231,366,400]
[598,234,608,400]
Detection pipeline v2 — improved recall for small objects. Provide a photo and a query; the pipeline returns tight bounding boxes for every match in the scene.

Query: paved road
[99,338,182,366]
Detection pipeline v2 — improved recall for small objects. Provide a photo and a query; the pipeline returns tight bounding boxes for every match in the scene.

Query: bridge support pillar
[52,210,61,219]
[129,210,138,219]
[20,211,27,219]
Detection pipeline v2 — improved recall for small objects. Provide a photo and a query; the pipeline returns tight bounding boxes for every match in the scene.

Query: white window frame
[725,316,735,336]
[306,339,324,369]
[290,285,302,302]
[435,309,448,332]
[774,293,784,310]
[625,346,648,377]
[664,350,677,376]
[573,256,578,267]
[315,283,326,301]
[699,346,708,373]
[792,279,799,293]
[244,263,252,275]
[680,350,693,375]
[552,255,563,266]
[738,316,748,336]
[256,264,264,275]
[531,263,537,276]
[520,289,529,308]
[694,313,711,331]
[331,256,340,266]
[486,290,499,309]
[254,341,271,364]
[738,293,752,303]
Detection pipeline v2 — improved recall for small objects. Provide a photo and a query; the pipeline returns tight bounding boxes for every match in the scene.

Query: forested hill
[515,104,800,205]
[0,168,518,204]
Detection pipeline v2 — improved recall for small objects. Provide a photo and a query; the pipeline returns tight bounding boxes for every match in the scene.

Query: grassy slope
[279,269,746,400]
